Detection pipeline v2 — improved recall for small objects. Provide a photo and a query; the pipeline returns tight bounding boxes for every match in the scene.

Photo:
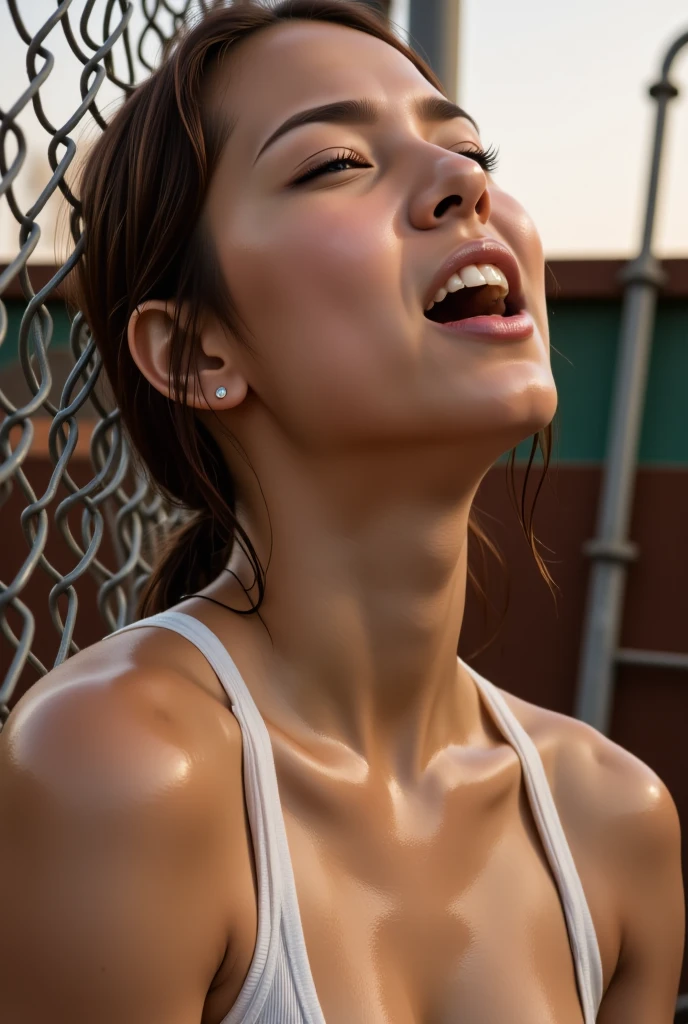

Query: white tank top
[109,609,604,1023]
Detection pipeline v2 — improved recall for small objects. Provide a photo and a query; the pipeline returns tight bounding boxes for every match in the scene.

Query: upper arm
[0,665,239,1024]
[591,746,685,1024]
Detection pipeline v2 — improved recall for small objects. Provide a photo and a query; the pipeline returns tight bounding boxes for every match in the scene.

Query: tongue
[427,284,507,324]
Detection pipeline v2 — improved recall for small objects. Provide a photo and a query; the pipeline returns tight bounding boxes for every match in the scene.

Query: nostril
[476,190,490,220]
[433,194,462,218]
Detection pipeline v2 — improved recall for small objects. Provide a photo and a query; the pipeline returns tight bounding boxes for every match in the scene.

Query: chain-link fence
[0,0,260,726]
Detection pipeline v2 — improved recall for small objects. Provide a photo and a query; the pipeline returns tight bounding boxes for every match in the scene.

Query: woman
[0,2,683,1022]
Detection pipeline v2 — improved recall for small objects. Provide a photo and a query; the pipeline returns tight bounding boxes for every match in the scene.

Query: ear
[127,299,248,410]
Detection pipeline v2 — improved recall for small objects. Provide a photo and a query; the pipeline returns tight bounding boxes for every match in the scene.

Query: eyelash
[292,142,500,185]
[292,148,371,184]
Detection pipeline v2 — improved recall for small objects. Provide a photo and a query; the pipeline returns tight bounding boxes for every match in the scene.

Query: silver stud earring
[215,386,227,399]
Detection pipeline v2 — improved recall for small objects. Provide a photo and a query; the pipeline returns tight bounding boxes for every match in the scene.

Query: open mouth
[424,283,515,324]
[422,261,522,325]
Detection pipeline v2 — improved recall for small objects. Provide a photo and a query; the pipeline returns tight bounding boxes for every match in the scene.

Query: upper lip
[423,237,526,313]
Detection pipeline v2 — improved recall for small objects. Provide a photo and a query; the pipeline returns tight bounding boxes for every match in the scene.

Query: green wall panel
[546,300,620,463]
[639,301,688,465]
[0,301,72,370]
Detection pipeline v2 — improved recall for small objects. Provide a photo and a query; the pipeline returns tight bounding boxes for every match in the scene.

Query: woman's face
[203,19,557,460]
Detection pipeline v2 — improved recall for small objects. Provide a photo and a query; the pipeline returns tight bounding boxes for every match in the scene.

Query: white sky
[1,0,687,262]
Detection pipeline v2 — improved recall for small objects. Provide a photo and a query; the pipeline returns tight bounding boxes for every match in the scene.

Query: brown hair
[69,0,555,655]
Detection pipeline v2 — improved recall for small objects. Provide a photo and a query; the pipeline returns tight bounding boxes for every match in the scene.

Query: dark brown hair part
[68,0,556,655]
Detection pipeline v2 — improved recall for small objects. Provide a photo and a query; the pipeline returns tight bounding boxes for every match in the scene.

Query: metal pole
[573,30,688,734]
[409,0,461,100]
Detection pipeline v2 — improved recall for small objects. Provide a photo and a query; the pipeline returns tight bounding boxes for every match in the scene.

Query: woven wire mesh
[0,0,239,727]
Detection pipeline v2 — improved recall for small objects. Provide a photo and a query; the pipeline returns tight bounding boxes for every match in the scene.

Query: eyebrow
[253,95,480,165]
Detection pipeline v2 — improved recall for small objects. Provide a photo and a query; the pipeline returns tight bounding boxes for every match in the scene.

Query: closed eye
[291,149,372,186]
[291,141,499,187]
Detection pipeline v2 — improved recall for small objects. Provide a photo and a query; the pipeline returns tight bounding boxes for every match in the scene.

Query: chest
[218,741,595,1024]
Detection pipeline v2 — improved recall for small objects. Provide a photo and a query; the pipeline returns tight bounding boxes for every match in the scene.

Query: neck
[205,429,493,778]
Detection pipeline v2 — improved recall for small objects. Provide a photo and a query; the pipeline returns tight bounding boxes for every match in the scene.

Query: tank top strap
[459,657,604,1023]
[108,610,284,1021]
[107,610,326,1024]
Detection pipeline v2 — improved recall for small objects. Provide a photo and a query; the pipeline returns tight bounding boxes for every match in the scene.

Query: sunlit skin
[129,19,558,775]
[0,17,682,1024]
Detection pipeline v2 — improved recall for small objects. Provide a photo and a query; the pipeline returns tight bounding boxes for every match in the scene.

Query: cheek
[217,201,412,443]
[229,198,398,319]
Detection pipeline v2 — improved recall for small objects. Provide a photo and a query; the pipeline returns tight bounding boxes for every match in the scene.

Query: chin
[478,378,558,454]
[511,384,558,441]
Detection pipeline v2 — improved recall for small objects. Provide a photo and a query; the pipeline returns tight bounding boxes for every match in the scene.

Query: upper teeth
[426,263,509,311]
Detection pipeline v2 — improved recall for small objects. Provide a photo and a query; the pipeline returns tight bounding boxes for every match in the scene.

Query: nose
[409,152,491,230]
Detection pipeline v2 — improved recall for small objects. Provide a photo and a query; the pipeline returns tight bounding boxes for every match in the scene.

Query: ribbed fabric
[108,610,604,1023]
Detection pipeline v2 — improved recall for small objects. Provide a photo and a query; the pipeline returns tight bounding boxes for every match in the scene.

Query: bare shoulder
[499,686,681,859]
[0,636,246,1024]
[507,688,679,856]
[499,687,684,1018]
[2,630,242,813]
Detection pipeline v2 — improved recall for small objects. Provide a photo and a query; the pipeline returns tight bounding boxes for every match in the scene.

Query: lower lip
[434,310,534,340]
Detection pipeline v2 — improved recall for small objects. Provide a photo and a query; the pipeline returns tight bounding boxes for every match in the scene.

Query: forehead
[206,19,440,152]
